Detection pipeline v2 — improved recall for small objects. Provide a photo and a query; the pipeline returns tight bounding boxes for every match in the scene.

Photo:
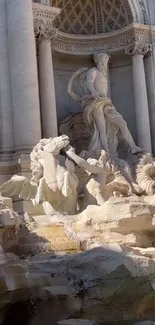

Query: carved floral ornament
[125,42,152,56]
[34,22,57,41]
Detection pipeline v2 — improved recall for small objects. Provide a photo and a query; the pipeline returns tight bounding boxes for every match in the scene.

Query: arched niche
[51,0,148,35]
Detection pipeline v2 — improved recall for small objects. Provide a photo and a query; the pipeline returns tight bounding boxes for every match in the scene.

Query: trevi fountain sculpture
[1,53,155,325]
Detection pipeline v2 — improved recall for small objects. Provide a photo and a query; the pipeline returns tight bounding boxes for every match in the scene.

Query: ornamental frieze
[32,3,154,54]
[53,25,153,54]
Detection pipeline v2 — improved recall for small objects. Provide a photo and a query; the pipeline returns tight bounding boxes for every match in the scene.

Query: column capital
[33,2,60,42]
[35,23,57,42]
[125,42,152,57]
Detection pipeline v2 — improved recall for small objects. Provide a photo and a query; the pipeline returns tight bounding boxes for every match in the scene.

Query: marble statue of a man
[68,53,109,101]
[68,53,141,156]
[85,53,109,99]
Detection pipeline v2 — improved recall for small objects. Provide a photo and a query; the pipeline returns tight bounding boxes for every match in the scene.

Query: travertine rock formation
[65,196,155,248]
[1,197,155,324]
[20,245,155,323]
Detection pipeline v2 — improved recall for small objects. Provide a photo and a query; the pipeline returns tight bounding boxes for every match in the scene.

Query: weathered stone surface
[14,215,80,256]
[64,196,155,248]
[0,209,21,251]
[58,320,97,325]
[1,241,155,323]
[15,196,155,257]
[0,196,12,210]
[0,243,82,325]
[0,209,20,228]
[2,197,155,324]
[27,245,155,323]
[133,320,155,325]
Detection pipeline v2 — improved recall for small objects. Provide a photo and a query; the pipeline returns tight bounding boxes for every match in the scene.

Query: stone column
[144,47,155,154]
[38,27,58,138]
[0,0,14,154]
[126,43,152,153]
[7,0,41,152]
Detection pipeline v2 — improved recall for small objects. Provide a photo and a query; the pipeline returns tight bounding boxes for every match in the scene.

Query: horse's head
[44,135,70,155]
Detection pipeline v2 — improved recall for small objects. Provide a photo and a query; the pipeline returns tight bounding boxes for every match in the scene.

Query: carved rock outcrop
[52,196,155,249]
[27,245,155,323]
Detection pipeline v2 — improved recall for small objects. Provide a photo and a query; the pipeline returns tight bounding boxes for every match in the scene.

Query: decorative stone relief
[35,24,57,41]
[52,0,95,35]
[101,0,132,33]
[125,42,152,56]
[32,1,153,54]
[51,0,147,35]
[53,25,153,55]
[33,2,60,41]
[33,0,51,4]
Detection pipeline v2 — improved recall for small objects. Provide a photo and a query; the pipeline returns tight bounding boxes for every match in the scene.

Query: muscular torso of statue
[86,67,108,98]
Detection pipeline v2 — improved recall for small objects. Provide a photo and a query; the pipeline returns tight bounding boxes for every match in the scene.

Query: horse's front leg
[32,177,45,206]
[62,171,72,197]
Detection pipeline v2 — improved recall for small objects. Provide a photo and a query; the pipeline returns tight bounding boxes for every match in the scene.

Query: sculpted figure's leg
[93,107,109,152]
[106,109,142,154]
[62,171,72,197]
[95,192,105,205]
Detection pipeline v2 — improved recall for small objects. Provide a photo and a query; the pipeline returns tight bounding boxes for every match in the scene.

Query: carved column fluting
[126,43,152,153]
[37,26,58,138]
[7,0,41,152]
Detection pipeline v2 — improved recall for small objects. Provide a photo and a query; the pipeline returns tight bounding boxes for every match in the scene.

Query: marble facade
[0,0,155,209]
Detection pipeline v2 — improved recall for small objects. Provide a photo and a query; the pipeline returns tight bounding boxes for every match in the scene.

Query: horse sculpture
[0,135,79,215]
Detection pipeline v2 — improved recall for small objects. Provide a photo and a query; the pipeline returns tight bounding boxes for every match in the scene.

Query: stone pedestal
[38,36,58,138]
[126,43,152,152]
[7,0,41,152]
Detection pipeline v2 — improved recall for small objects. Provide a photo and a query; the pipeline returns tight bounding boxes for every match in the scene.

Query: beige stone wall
[110,54,137,142]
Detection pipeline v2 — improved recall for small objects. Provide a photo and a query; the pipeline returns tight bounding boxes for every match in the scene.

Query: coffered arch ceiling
[51,0,148,35]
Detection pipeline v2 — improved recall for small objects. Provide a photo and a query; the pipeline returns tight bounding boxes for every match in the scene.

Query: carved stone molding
[53,24,153,55]
[32,2,154,55]
[125,42,152,56]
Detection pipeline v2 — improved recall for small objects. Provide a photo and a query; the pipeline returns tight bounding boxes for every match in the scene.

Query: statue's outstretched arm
[0,175,37,200]
[65,147,100,174]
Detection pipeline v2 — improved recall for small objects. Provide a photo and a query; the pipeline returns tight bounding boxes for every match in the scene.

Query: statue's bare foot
[131,146,143,155]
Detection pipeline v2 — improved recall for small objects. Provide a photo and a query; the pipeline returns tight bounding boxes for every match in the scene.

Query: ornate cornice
[32,2,154,54]
[33,2,60,20]
[53,24,153,55]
